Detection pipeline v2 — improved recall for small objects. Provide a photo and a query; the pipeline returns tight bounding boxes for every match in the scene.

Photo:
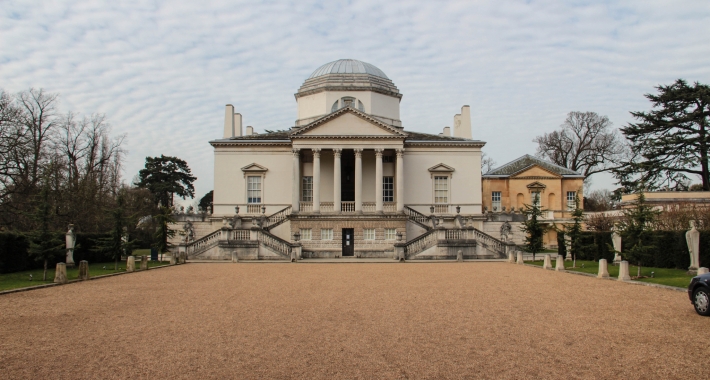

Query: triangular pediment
[511,165,561,178]
[428,163,455,172]
[290,107,406,138]
[241,163,268,173]
[526,181,547,189]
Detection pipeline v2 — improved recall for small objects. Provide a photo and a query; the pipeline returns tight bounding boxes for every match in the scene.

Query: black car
[688,272,710,316]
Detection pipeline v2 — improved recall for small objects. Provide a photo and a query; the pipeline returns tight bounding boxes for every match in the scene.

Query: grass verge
[0,260,169,292]
[526,259,694,288]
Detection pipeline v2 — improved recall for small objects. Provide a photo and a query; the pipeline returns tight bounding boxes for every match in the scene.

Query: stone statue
[686,220,700,272]
[500,221,512,242]
[611,231,622,264]
[183,221,195,243]
[228,215,241,229]
[65,224,76,267]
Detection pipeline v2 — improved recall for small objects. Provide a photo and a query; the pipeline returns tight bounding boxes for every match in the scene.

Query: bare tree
[481,152,496,173]
[584,189,617,211]
[534,111,626,179]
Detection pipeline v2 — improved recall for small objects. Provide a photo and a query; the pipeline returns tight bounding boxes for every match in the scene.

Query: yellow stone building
[481,155,584,247]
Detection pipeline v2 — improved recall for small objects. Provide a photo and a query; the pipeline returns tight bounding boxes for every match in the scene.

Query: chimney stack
[223,105,235,138]
[246,126,253,136]
[234,113,242,137]
[453,105,472,139]
[443,126,451,136]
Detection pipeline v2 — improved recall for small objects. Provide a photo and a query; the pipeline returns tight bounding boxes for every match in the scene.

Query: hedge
[571,230,710,270]
[0,232,113,274]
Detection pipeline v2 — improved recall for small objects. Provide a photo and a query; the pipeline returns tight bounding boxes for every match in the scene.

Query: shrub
[0,233,30,273]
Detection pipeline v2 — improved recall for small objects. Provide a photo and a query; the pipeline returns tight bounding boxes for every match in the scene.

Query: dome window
[358,100,365,112]
[331,100,339,113]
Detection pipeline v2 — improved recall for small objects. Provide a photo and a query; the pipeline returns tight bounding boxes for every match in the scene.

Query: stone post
[78,260,90,280]
[516,251,523,265]
[354,149,363,213]
[333,149,342,213]
[698,267,709,275]
[170,254,176,265]
[555,255,565,271]
[54,263,67,284]
[140,255,148,270]
[394,244,405,262]
[313,148,321,213]
[618,260,631,281]
[396,149,405,212]
[543,254,552,269]
[65,224,76,268]
[220,227,230,241]
[180,252,186,264]
[597,258,610,278]
[611,232,622,265]
[457,250,463,262]
[126,256,136,272]
[686,221,700,274]
[292,148,301,212]
[508,252,515,263]
[375,149,384,213]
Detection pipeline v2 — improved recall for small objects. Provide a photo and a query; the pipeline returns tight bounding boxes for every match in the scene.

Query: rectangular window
[363,228,375,240]
[383,155,394,163]
[302,176,313,201]
[384,228,396,240]
[531,191,541,207]
[434,176,448,204]
[321,228,333,240]
[383,176,394,202]
[567,191,577,210]
[300,228,312,241]
[492,191,501,211]
[247,176,262,204]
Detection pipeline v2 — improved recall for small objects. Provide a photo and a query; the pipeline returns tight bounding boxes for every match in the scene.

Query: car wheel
[693,287,710,316]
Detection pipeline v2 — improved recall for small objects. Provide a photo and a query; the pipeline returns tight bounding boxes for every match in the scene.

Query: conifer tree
[521,193,546,261]
[154,206,175,262]
[566,193,584,267]
[619,189,659,277]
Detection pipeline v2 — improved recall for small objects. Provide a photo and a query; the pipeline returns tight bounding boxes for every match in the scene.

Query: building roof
[210,129,485,145]
[308,59,389,79]
[484,154,584,177]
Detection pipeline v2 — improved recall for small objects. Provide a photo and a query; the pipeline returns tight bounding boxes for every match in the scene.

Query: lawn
[527,259,695,288]
[0,259,169,292]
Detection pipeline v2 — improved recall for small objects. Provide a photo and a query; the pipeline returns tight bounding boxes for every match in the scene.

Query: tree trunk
[43,259,47,281]
[115,257,118,271]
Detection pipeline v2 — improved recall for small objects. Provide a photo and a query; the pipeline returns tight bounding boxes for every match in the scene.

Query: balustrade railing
[362,202,376,212]
[300,202,313,212]
[434,204,449,214]
[445,229,471,240]
[471,228,505,254]
[403,229,437,257]
[404,206,432,230]
[321,202,334,212]
[258,230,292,257]
[234,230,251,240]
[263,206,291,230]
[247,204,262,214]
[384,202,396,212]
[341,201,355,213]
[186,229,221,257]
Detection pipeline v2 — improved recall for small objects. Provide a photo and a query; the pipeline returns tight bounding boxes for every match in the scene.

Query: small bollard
[555,255,565,271]
[140,255,148,270]
[170,254,176,265]
[54,263,67,284]
[508,252,515,263]
[457,250,463,262]
[698,267,709,275]
[543,254,552,270]
[179,251,186,264]
[126,256,135,272]
[618,260,631,281]
[516,251,524,265]
[597,259,610,278]
[78,260,90,280]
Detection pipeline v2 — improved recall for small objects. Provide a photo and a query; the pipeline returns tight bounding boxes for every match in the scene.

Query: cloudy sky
[2,0,709,204]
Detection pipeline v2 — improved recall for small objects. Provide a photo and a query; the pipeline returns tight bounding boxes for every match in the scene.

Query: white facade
[208,59,489,259]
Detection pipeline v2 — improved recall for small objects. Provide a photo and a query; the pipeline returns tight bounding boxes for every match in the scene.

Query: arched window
[358,100,365,112]
[331,100,339,113]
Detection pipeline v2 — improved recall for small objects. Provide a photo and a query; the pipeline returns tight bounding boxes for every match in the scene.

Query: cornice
[404,141,485,147]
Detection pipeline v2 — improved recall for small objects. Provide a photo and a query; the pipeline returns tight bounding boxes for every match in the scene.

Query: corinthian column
[292,148,300,212]
[354,148,363,213]
[333,149,342,213]
[375,149,384,213]
[396,148,404,212]
[313,148,321,213]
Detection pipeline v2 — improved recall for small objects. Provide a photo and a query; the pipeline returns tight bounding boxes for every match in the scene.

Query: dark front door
[342,228,354,257]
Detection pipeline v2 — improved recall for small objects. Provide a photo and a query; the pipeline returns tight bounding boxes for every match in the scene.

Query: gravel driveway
[0,262,706,379]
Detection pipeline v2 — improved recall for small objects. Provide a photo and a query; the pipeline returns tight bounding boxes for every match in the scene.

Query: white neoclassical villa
[180,59,524,261]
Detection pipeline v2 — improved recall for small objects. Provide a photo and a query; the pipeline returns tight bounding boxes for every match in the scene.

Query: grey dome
[308,59,389,80]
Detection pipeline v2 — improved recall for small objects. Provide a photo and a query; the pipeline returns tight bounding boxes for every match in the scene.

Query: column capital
[396,148,405,157]
[292,148,301,156]
[354,148,363,158]
[374,148,384,157]
[312,148,321,157]
[333,148,342,157]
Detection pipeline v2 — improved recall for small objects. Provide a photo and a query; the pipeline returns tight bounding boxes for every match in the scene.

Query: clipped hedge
[0,233,30,274]
[576,232,614,263]
[607,230,710,270]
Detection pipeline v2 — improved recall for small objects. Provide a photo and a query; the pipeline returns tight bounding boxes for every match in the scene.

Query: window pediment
[428,163,455,173]
[526,181,546,192]
[241,163,268,174]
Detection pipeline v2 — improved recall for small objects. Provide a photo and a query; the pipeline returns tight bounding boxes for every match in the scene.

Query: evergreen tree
[28,186,64,280]
[556,230,567,260]
[520,193,546,261]
[93,194,136,270]
[619,189,660,277]
[154,206,175,261]
[566,193,584,267]
[136,155,196,207]
[198,190,213,213]
[616,79,710,191]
